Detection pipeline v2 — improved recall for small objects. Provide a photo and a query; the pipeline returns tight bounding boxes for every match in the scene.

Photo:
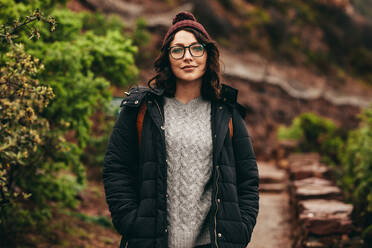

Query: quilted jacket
[102,84,259,248]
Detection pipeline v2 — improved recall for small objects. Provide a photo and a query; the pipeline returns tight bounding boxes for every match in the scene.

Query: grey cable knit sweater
[164,96,213,248]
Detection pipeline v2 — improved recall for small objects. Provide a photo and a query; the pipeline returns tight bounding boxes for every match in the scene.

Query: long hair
[147,28,222,101]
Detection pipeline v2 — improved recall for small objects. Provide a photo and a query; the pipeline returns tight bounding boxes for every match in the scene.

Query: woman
[103,11,259,248]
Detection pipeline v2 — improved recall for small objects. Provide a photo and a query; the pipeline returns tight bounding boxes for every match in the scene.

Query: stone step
[293,177,333,187]
[302,235,364,248]
[258,161,287,184]
[288,152,320,165]
[290,177,344,201]
[298,199,353,236]
[287,154,331,180]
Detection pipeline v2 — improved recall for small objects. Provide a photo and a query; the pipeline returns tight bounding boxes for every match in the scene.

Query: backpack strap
[136,101,147,149]
[229,117,233,139]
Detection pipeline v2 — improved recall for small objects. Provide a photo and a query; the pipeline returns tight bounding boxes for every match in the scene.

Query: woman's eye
[172,48,183,54]
[192,45,204,51]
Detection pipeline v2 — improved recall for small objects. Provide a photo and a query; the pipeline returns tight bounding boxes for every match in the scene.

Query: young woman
[103,11,259,248]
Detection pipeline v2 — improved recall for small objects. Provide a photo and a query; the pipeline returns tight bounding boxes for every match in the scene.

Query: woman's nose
[184,48,193,60]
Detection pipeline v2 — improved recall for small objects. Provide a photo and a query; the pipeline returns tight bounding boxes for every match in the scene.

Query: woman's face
[168,30,207,84]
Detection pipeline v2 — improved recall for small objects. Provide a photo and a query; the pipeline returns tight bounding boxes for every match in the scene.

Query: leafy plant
[338,104,372,244]
[0,1,140,246]
[277,112,346,164]
[0,43,85,246]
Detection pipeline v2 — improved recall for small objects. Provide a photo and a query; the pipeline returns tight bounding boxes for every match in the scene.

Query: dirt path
[248,162,293,248]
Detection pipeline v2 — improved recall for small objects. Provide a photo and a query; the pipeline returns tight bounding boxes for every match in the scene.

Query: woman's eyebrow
[172,41,199,46]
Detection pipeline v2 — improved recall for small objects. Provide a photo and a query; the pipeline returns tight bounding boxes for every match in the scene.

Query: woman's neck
[174,79,202,104]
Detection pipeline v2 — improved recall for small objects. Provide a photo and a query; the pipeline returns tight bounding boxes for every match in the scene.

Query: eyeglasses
[168,43,205,60]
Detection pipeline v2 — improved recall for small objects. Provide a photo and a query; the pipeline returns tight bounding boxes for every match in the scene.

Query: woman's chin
[178,78,202,84]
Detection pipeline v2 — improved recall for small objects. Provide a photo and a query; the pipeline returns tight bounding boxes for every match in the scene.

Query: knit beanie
[162,11,211,47]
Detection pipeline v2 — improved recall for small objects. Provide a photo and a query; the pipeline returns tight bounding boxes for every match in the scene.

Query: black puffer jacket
[103,84,259,248]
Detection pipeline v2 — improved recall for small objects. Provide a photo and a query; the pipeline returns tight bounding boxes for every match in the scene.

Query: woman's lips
[182,66,196,72]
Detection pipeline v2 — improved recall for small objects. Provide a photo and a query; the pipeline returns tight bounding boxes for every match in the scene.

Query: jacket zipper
[154,97,169,240]
[214,165,220,248]
[154,99,164,128]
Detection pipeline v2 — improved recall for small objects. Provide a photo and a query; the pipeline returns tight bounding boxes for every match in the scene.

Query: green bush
[19,8,139,146]
[0,43,84,246]
[277,112,346,164]
[338,105,372,243]
[0,1,140,246]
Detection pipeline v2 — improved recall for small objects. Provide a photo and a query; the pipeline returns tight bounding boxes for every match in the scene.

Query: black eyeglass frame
[168,43,206,60]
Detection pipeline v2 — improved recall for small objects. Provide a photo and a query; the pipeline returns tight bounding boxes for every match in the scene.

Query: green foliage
[278,112,345,163]
[81,11,125,35]
[338,105,372,236]
[277,117,303,140]
[81,104,117,167]
[0,1,140,246]
[26,8,138,88]
[18,8,138,146]
[0,0,66,21]
[130,17,152,67]
[0,44,54,203]
[62,210,114,229]
[132,17,151,47]
[0,44,85,244]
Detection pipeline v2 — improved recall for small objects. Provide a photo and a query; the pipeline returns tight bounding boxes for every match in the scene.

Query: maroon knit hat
[162,11,211,48]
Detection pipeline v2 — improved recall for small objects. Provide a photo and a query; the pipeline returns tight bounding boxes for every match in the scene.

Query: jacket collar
[149,83,238,102]
[121,83,239,107]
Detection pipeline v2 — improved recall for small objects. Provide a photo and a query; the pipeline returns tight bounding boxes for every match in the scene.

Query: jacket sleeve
[232,104,259,243]
[102,105,139,239]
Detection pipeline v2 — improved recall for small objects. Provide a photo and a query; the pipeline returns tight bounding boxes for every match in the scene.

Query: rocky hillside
[70,0,372,157]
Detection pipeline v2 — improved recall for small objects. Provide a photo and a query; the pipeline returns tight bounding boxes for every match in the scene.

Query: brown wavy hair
[147,28,222,101]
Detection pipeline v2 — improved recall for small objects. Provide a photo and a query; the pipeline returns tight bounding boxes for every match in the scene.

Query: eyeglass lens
[170,44,204,59]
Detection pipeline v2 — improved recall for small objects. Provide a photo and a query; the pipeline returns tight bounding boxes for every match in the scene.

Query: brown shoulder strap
[137,102,147,148]
[229,117,233,139]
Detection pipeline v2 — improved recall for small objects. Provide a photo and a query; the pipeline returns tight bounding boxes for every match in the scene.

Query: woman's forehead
[170,30,198,46]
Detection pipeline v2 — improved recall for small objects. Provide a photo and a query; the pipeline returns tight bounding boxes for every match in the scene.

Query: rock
[259,183,287,193]
[293,177,333,187]
[290,163,330,180]
[258,162,287,193]
[298,199,353,236]
[193,0,234,38]
[288,153,320,165]
[258,161,287,183]
[303,240,327,248]
[290,177,343,201]
[85,0,144,17]
[145,3,193,28]
[301,234,365,248]
[293,183,343,201]
[287,153,331,180]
